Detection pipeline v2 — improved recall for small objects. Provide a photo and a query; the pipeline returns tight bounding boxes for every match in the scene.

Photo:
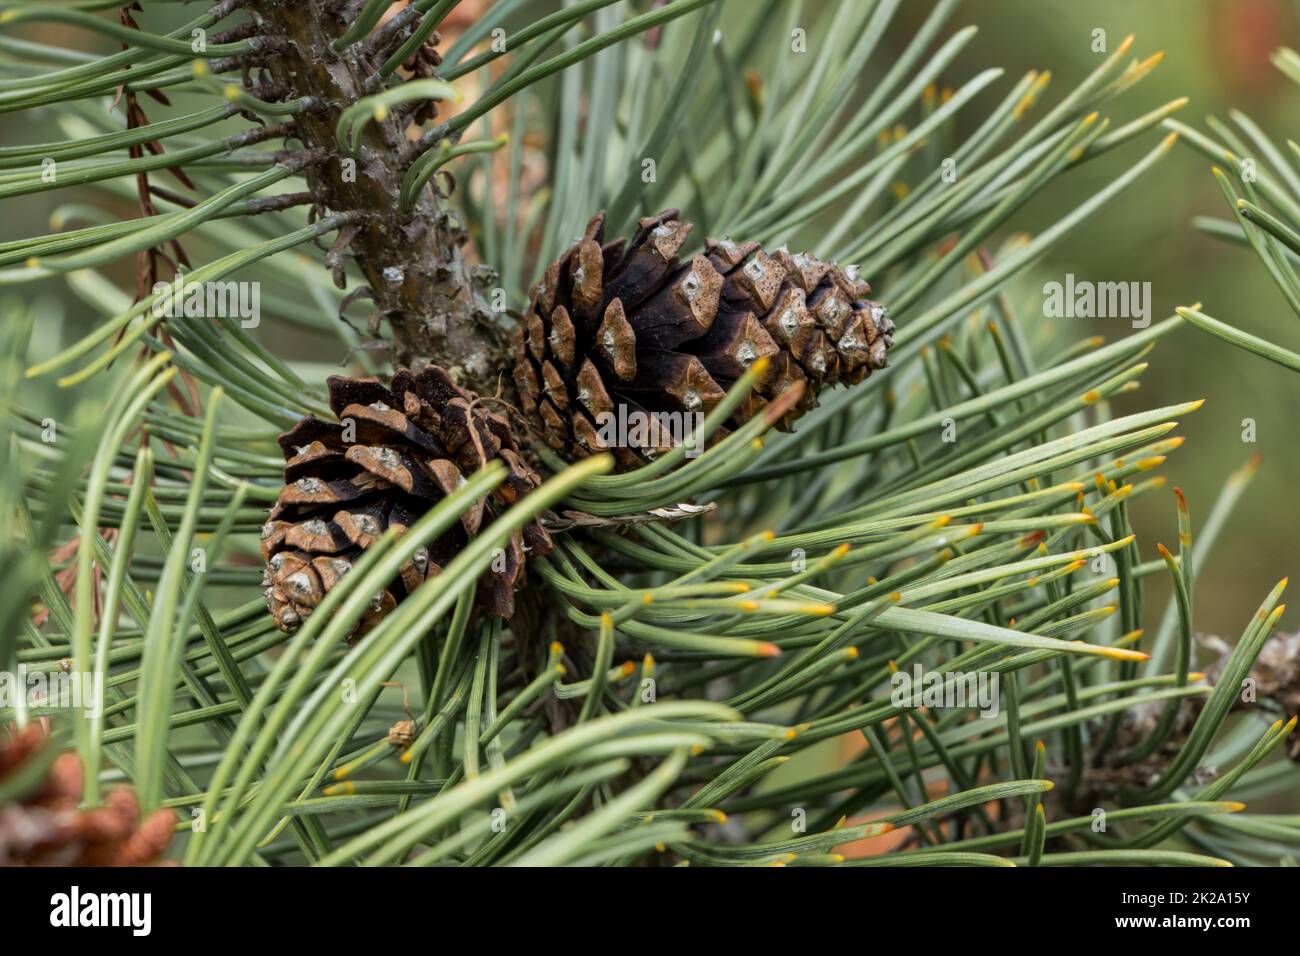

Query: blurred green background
[933,0,1300,640]
[5,0,1299,641]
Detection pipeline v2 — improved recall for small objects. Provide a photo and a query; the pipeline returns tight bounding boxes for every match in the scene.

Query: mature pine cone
[262,364,552,635]
[0,724,174,866]
[513,209,893,467]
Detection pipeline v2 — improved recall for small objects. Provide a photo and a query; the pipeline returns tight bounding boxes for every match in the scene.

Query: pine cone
[262,365,553,635]
[513,209,893,467]
[0,724,174,866]
[1206,629,1300,760]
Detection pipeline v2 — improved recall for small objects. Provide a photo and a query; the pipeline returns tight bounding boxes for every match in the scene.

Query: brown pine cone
[0,724,174,866]
[513,209,893,467]
[262,364,553,635]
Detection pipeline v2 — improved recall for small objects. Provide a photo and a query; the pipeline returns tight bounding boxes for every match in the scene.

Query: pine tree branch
[256,0,509,393]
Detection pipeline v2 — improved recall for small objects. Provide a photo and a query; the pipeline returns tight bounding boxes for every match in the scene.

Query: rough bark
[253,0,510,395]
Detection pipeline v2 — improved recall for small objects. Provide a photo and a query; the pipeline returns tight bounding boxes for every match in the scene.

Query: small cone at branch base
[514,209,893,468]
[0,724,174,866]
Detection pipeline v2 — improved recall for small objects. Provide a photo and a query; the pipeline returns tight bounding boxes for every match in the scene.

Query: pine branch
[253,0,507,391]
